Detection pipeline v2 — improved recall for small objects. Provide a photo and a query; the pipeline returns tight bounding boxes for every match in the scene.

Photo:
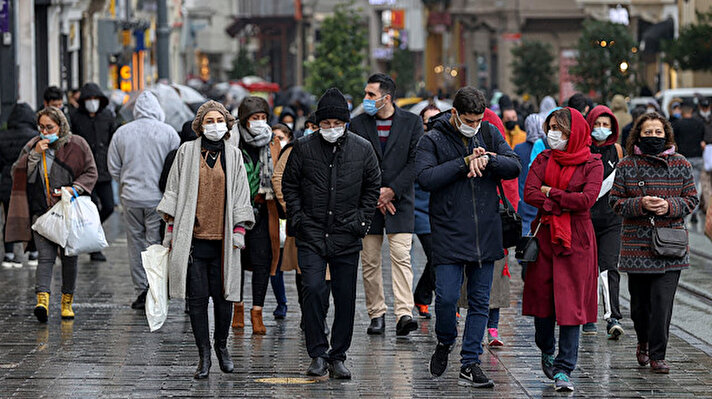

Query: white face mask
[85,99,100,113]
[701,110,711,118]
[547,130,568,151]
[280,139,289,148]
[203,122,228,141]
[456,111,480,138]
[248,119,271,137]
[286,122,294,130]
[320,126,345,143]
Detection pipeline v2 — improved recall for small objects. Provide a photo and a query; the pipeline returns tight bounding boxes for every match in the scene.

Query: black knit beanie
[315,88,350,124]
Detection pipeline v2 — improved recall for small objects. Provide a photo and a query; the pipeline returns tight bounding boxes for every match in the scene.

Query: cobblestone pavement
[1,213,712,398]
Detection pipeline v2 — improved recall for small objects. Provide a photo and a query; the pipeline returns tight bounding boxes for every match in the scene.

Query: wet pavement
[1,212,712,398]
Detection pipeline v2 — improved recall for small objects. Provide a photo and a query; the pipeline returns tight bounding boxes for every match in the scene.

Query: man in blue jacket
[416,87,520,388]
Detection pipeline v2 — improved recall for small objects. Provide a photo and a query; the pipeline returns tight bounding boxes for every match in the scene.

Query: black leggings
[187,239,232,349]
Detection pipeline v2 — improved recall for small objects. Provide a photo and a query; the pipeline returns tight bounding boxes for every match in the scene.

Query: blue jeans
[534,316,580,376]
[434,261,494,367]
[487,308,500,329]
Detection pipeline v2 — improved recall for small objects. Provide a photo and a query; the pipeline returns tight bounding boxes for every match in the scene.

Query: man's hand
[468,154,489,178]
[377,187,395,208]
[378,202,396,216]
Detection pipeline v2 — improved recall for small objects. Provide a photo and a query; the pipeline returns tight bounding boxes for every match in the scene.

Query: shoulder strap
[632,157,647,196]
[614,143,623,160]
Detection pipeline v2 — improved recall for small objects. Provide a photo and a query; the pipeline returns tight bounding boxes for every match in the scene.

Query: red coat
[521,150,603,325]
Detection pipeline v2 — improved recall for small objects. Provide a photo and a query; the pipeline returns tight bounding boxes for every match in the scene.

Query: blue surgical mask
[363,96,385,116]
[304,128,314,136]
[591,127,612,142]
[41,133,59,144]
[672,112,681,119]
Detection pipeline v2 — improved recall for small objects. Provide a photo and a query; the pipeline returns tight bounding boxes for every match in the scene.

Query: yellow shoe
[61,293,75,319]
[34,292,49,323]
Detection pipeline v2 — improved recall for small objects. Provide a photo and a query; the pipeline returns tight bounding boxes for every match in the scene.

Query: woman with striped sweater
[610,112,699,374]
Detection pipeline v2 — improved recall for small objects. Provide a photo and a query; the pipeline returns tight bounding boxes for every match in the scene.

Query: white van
[656,88,712,117]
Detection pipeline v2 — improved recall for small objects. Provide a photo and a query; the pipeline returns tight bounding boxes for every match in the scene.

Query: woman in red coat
[522,108,603,392]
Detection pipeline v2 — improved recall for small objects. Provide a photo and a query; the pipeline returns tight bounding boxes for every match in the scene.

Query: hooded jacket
[538,96,557,120]
[610,95,632,136]
[69,83,117,182]
[416,113,521,265]
[108,91,180,208]
[0,103,37,202]
[586,105,623,227]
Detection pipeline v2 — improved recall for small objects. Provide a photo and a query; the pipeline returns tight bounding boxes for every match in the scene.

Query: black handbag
[515,222,541,262]
[497,181,522,248]
[634,159,688,258]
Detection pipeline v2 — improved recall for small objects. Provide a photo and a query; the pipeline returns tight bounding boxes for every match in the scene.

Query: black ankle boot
[194,346,211,379]
[215,341,234,373]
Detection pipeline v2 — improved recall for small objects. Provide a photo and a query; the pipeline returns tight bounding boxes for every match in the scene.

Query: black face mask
[504,120,517,131]
[638,136,667,155]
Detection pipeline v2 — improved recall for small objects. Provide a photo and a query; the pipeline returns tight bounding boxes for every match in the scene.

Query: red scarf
[543,108,591,248]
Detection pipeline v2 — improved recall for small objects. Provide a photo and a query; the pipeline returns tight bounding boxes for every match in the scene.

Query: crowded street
[0,214,711,397]
[3,0,712,397]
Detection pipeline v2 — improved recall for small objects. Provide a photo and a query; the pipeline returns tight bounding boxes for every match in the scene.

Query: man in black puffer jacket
[69,82,117,262]
[1,103,39,267]
[282,88,381,380]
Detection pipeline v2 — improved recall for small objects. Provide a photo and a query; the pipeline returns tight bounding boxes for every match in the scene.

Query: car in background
[628,96,657,112]
[656,88,712,117]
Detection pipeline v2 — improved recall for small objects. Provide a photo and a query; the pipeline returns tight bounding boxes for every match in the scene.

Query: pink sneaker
[488,328,504,347]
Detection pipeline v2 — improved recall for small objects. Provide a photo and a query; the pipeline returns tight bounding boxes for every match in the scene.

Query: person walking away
[350,73,422,337]
[108,91,180,309]
[6,107,97,322]
[231,96,281,335]
[696,98,712,212]
[69,82,117,261]
[522,107,603,392]
[610,112,698,374]
[417,87,520,388]
[584,105,625,338]
[610,95,632,138]
[671,100,705,222]
[514,113,547,280]
[622,106,647,146]
[1,103,39,268]
[282,88,381,379]
[412,105,440,319]
[158,100,255,379]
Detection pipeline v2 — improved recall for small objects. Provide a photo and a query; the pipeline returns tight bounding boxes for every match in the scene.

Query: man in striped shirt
[350,73,424,338]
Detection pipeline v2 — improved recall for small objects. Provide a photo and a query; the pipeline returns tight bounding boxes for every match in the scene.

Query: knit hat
[305,112,317,126]
[238,96,270,129]
[192,100,235,134]
[315,88,350,124]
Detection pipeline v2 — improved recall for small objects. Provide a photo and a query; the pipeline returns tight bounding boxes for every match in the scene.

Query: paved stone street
[1,213,712,398]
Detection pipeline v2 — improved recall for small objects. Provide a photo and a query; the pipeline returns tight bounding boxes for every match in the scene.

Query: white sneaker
[2,256,22,268]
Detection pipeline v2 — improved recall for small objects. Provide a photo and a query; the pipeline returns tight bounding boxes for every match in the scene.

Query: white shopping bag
[142,244,169,331]
[31,196,70,247]
[64,189,108,256]
[704,145,712,172]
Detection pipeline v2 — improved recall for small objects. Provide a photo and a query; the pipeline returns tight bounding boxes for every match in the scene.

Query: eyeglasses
[38,124,58,132]
[318,120,346,129]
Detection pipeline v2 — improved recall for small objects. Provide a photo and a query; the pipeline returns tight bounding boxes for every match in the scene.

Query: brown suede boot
[251,308,266,335]
[232,302,244,329]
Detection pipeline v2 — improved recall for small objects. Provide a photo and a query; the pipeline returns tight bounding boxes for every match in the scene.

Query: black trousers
[91,181,115,223]
[298,247,358,362]
[628,270,681,361]
[413,233,435,306]
[595,223,623,321]
[187,239,232,350]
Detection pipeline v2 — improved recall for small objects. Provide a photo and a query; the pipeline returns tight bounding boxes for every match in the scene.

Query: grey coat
[157,138,255,301]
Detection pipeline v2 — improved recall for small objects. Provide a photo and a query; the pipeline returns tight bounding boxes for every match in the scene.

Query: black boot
[215,341,234,373]
[194,346,211,379]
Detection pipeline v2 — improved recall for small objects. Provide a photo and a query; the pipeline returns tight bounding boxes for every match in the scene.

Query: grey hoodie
[108,91,180,208]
